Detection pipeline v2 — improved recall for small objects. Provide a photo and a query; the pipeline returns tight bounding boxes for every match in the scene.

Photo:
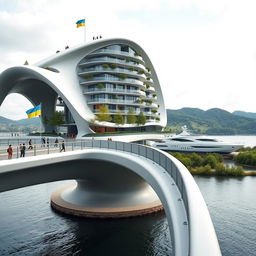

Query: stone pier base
[51,185,163,218]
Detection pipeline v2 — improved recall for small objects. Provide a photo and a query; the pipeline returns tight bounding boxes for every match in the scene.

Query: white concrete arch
[0,142,221,256]
[0,65,92,136]
[0,38,167,137]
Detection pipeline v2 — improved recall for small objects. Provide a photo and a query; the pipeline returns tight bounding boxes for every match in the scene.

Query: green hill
[167,108,256,135]
[0,116,40,132]
[233,111,256,119]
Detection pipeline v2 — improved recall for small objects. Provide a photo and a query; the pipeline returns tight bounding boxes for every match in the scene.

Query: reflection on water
[0,176,256,255]
[0,181,172,256]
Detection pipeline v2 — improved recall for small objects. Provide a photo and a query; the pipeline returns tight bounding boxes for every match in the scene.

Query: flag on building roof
[76,19,86,28]
[26,104,41,119]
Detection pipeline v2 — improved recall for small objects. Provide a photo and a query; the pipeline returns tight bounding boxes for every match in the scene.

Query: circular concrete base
[51,185,163,218]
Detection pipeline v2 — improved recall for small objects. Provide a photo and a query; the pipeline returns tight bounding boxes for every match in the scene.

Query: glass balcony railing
[146,86,155,92]
[79,67,146,79]
[87,98,146,105]
[83,88,146,96]
[93,109,141,115]
[80,76,144,86]
[92,49,143,61]
[79,57,146,70]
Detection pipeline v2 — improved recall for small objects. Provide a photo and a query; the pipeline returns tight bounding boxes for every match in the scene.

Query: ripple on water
[1,177,256,255]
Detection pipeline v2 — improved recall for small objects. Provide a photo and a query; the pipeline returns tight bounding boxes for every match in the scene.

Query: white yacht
[151,126,243,154]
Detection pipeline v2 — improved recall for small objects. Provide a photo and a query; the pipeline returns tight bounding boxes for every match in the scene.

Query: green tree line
[171,152,244,176]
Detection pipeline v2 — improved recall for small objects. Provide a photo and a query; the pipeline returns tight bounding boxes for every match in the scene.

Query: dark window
[196,138,218,142]
[170,138,193,142]
[192,146,219,148]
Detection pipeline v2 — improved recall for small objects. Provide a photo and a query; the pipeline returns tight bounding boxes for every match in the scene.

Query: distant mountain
[0,116,40,132]
[167,108,256,135]
[233,111,256,119]
[0,116,16,125]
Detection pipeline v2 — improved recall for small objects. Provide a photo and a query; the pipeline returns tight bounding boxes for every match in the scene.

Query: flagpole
[84,20,86,43]
[40,103,42,143]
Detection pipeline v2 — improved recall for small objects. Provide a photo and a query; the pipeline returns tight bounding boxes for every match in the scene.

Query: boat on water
[150,126,243,154]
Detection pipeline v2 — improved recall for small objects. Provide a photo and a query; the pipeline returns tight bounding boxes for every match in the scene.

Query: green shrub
[202,154,218,168]
[118,74,128,80]
[110,63,117,69]
[190,165,212,175]
[84,74,93,79]
[138,70,145,75]
[234,152,256,166]
[97,83,104,89]
[102,63,110,68]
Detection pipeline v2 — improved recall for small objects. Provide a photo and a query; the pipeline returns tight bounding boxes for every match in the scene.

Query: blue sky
[0,0,256,119]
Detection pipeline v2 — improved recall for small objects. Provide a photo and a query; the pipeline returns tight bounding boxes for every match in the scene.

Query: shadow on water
[0,181,172,256]
[45,209,172,256]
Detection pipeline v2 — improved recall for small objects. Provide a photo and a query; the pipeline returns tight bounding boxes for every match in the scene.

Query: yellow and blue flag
[76,19,85,28]
[26,104,41,119]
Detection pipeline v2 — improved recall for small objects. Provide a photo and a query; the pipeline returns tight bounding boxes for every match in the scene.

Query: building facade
[0,38,166,137]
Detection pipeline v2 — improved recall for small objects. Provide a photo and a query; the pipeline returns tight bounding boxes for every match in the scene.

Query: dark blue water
[0,177,256,255]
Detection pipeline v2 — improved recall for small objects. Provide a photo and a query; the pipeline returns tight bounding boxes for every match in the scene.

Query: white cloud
[1,0,256,120]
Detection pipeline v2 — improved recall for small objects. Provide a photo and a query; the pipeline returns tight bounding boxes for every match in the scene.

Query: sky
[0,0,256,119]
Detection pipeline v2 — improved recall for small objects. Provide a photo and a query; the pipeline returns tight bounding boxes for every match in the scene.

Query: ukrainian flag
[76,19,85,28]
[26,104,41,119]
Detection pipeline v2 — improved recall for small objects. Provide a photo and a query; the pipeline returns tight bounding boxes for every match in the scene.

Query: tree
[113,111,124,125]
[136,112,146,125]
[24,60,29,65]
[127,109,137,124]
[96,105,112,122]
[49,111,65,127]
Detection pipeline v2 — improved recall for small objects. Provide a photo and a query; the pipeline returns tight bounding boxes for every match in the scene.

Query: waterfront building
[0,38,166,137]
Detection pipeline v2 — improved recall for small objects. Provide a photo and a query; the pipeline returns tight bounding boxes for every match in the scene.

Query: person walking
[47,138,49,148]
[20,143,26,157]
[19,144,23,157]
[28,139,33,150]
[60,141,65,152]
[41,137,46,147]
[54,138,59,147]
[7,145,13,159]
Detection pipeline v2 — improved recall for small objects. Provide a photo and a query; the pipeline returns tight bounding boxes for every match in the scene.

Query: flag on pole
[26,104,41,119]
[76,19,86,28]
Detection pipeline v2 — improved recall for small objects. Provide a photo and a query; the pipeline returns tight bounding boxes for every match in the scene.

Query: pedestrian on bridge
[20,143,26,157]
[60,141,65,152]
[28,139,33,150]
[54,138,59,147]
[7,145,13,159]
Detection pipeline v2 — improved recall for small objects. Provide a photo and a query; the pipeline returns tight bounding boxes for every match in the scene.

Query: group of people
[6,138,66,160]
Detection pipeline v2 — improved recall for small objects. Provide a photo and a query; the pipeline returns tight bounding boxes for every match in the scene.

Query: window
[170,138,193,142]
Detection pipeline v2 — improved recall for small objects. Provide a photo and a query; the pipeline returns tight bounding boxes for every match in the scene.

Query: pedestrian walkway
[0,140,83,161]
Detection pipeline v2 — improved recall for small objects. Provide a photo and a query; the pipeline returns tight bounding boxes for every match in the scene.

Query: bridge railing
[0,138,221,255]
[0,139,188,215]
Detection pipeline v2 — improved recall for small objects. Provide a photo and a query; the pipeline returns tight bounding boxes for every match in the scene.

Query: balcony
[83,87,145,96]
[146,86,155,92]
[90,49,144,63]
[87,98,146,106]
[93,109,141,115]
[79,57,146,72]
[78,67,146,80]
[80,76,144,87]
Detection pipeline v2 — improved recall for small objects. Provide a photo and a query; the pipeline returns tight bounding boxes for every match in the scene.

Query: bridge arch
[0,141,221,256]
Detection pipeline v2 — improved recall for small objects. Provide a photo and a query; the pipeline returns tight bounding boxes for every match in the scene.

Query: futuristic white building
[0,38,166,137]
